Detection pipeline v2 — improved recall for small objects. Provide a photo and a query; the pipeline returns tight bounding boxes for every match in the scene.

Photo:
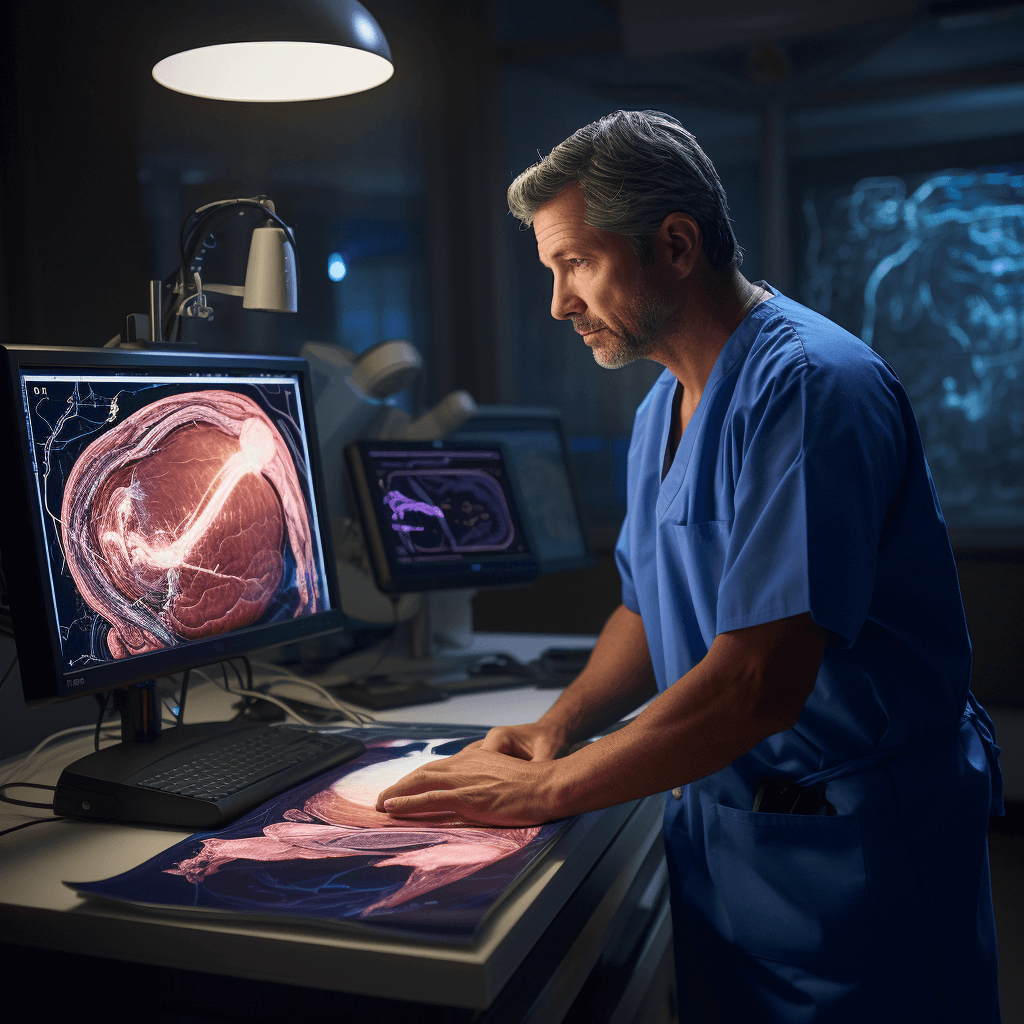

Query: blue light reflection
[327,253,347,282]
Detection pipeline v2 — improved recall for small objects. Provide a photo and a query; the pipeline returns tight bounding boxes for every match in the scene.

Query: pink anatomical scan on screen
[68,727,570,940]
[23,376,328,671]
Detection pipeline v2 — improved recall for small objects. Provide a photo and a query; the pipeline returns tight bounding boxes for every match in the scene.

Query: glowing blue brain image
[802,167,1024,528]
[382,469,515,553]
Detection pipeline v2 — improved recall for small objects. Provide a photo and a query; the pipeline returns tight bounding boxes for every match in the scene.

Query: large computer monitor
[0,345,362,825]
[0,345,345,704]
[794,151,1024,544]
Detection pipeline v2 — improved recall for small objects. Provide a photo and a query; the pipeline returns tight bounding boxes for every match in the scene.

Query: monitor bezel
[0,344,346,707]
[344,438,539,593]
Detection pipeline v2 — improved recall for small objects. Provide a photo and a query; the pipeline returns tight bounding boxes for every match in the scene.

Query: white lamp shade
[151,1,393,102]
[243,226,297,311]
[153,41,393,102]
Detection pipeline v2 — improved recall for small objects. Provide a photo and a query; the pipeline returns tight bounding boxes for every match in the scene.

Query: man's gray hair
[507,110,740,269]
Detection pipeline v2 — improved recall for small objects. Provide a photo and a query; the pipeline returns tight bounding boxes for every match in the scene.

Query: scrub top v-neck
[614,286,1002,1022]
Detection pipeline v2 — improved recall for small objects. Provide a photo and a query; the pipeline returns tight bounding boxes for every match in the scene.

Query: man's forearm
[545,613,830,817]
[537,604,657,747]
[376,614,827,828]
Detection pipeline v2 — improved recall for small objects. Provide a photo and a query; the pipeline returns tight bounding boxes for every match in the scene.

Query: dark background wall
[1,0,1022,754]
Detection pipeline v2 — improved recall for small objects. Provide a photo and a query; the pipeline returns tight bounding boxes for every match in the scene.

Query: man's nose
[551,276,583,321]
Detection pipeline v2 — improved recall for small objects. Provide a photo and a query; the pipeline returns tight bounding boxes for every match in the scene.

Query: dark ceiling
[495,0,1024,110]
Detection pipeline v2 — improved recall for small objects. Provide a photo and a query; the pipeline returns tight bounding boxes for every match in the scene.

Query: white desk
[0,634,672,1023]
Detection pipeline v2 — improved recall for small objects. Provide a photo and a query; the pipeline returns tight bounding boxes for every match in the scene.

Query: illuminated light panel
[153,41,393,102]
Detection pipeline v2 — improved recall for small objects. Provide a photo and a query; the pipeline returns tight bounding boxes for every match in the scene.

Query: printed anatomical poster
[68,725,570,941]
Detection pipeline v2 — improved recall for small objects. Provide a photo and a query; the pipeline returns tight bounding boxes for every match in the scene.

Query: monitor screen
[345,440,538,592]
[453,406,593,574]
[0,345,345,706]
[797,160,1024,537]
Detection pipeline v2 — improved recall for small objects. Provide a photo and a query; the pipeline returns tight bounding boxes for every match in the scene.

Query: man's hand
[467,722,569,761]
[376,605,656,826]
[375,746,562,827]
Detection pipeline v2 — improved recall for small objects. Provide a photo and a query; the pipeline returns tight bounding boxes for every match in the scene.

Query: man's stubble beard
[576,278,675,370]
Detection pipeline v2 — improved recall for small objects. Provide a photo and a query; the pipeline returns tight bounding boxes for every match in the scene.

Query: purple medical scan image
[384,490,445,533]
[60,390,321,658]
[382,470,515,554]
[67,728,570,940]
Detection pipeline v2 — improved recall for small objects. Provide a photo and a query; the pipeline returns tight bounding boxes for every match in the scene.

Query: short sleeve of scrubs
[715,331,908,647]
[615,502,640,615]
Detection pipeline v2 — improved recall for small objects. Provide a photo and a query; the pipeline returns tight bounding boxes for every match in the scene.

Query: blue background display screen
[799,164,1024,531]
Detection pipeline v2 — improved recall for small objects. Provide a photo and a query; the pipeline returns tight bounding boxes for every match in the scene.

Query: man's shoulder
[746,293,897,394]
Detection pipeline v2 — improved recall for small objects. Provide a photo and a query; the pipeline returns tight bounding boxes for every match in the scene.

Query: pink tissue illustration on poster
[165,735,543,915]
[66,728,570,940]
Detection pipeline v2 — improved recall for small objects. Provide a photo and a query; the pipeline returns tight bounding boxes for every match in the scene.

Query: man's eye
[568,258,587,268]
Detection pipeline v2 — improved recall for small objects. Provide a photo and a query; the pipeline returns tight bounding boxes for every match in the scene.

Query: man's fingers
[381,791,462,817]
[480,727,537,758]
[479,729,516,754]
[376,771,455,810]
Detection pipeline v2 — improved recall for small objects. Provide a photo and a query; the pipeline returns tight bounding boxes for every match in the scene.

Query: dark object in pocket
[753,776,836,815]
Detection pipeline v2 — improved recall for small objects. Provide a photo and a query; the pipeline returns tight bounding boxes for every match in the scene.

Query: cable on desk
[0,723,120,786]
[189,665,318,726]
[331,594,402,692]
[0,782,56,809]
[0,816,66,838]
[249,662,376,726]
[225,687,317,725]
[243,598,399,729]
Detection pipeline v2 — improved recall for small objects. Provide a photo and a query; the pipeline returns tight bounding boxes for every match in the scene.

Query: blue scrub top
[616,288,1003,1022]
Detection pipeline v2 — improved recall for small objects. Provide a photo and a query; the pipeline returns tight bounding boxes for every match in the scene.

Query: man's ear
[658,212,702,280]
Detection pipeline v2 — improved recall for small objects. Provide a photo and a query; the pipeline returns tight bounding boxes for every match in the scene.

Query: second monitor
[345,440,538,594]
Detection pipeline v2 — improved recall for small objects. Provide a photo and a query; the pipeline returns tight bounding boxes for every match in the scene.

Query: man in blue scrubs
[378,111,1003,1022]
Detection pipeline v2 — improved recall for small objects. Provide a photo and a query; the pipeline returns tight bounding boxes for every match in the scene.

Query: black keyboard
[136,728,360,801]
[53,723,366,829]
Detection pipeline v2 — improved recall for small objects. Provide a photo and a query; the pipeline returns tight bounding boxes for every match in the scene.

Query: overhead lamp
[152,1,393,102]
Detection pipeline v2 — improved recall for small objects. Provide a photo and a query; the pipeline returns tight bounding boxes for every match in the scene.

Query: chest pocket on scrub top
[662,521,731,646]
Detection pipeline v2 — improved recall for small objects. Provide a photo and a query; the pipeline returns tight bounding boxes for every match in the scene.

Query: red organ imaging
[60,390,320,659]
